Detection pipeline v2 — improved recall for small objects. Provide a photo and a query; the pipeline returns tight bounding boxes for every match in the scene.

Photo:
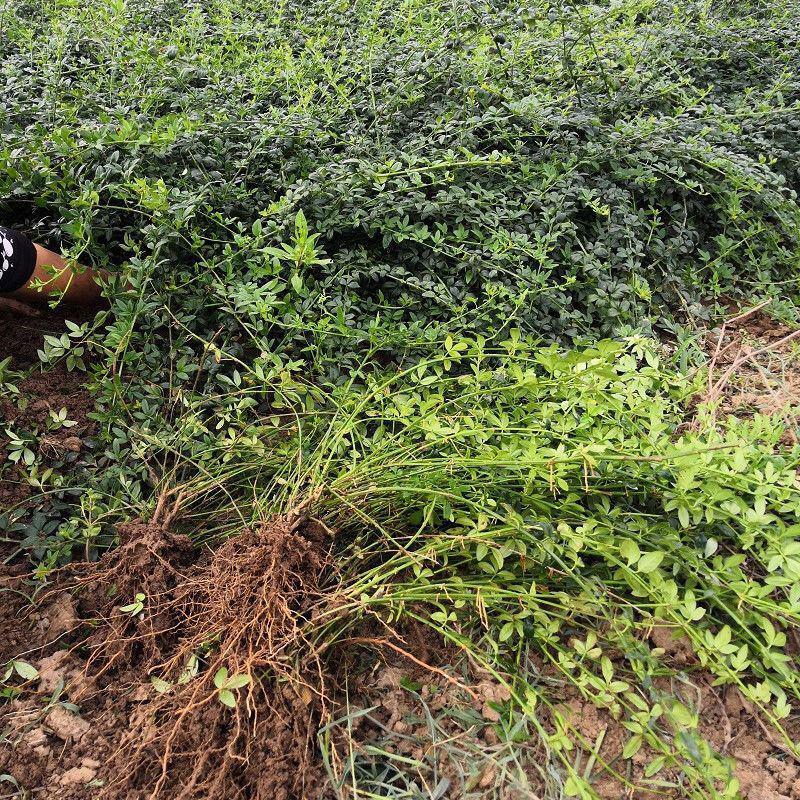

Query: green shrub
[2,0,800,382]
[3,3,800,792]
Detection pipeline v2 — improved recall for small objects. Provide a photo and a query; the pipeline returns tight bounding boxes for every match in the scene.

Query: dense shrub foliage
[3,0,800,379]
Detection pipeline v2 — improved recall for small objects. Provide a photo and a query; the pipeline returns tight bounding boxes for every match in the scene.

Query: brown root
[69,522,195,675]
[93,517,333,800]
[1,516,336,800]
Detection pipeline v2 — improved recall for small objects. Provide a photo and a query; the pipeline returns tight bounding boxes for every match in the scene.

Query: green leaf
[213,667,229,689]
[637,551,665,574]
[225,673,251,690]
[218,689,236,708]
[120,592,145,614]
[644,755,665,777]
[669,702,695,727]
[151,676,172,693]
[264,246,291,261]
[622,735,642,759]
[294,209,308,239]
[12,661,38,680]
[619,539,640,566]
[562,774,586,797]
[179,654,199,684]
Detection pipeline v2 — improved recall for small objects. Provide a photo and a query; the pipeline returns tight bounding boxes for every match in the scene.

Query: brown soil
[4,541,800,799]
[0,304,97,514]
[336,648,800,800]
[0,517,334,800]
[550,674,800,800]
[0,304,96,370]
[333,655,546,798]
[695,304,800,439]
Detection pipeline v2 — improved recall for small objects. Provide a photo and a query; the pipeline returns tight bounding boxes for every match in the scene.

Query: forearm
[0,226,103,305]
[12,244,104,304]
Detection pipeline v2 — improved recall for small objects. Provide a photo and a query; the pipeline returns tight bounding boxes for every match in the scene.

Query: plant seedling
[213,667,251,707]
[2,660,39,682]
[120,593,146,616]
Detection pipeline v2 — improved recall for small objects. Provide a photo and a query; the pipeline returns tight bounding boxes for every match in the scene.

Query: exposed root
[67,522,195,676]
[84,516,335,800]
[74,522,194,606]
[1,515,338,800]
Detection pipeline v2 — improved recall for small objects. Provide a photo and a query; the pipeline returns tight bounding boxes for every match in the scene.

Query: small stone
[59,766,97,786]
[45,706,90,742]
[131,684,150,702]
[483,726,500,745]
[479,765,498,789]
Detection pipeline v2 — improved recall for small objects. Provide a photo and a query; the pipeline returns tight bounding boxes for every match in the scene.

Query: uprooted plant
[4,332,800,798]
[49,336,792,798]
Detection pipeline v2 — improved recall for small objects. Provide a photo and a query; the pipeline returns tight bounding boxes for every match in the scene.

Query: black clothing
[0,227,37,292]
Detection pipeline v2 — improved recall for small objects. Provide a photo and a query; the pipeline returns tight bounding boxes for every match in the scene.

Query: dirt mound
[4,525,800,800]
[0,563,34,660]
[0,517,333,800]
[0,583,77,665]
[70,522,196,675]
[107,518,332,800]
[329,634,800,800]
[0,646,114,800]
